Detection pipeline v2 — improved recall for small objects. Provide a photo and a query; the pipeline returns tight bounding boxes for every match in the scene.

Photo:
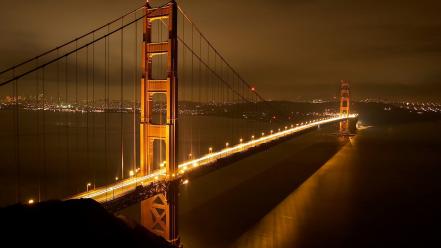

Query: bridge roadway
[70,115,357,203]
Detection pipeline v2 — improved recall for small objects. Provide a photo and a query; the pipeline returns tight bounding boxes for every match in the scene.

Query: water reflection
[178,124,348,247]
[233,136,356,248]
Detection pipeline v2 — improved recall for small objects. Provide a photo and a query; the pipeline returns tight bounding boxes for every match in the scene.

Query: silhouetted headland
[0,199,175,247]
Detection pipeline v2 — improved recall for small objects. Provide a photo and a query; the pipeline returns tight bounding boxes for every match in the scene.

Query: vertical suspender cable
[14,69,21,203]
[121,18,125,180]
[75,41,79,180]
[133,13,138,173]
[86,44,90,185]
[190,24,194,155]
[180,15,187,158]
[56,49,61,195]
[198,33,202,157]
[42,66,47,201]
[107,25,111,198]
[65,56,70,194]
[35,60,41,202]
[159,17,163,167]
[212,47,215,105]
[207,41,210,106]
[104,27,109,200]
[132,12,138,171]
[92,33,96,189]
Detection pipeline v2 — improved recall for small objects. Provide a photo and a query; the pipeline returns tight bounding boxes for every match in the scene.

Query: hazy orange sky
[1,0,440,101]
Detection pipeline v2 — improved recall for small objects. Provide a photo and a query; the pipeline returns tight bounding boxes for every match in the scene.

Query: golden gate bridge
[0,0,356,245]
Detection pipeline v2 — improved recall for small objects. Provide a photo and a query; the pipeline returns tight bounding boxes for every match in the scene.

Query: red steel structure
[339,80,350,117]
[140,0,179,244]
[339,80,350,134]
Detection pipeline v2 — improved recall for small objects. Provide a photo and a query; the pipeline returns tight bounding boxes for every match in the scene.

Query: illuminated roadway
[71,114,357,203]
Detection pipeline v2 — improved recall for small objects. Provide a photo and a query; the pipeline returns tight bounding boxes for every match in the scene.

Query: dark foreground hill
[0,199,174,247]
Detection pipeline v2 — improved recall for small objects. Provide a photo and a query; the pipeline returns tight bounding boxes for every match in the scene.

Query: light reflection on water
[231,121,441,247]
[178,123,348,247]
[180,120,441,247]
[233,135,357,247]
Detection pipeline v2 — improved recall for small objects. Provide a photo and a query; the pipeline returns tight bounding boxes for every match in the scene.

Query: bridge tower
[339,80,350,134]
[140,0,179,243]
[339,80,350,118]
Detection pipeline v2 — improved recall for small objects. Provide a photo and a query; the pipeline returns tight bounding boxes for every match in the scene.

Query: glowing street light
[239,138,243,143]
[270,130,273,134]
[115,177,119,181]
[261,132,265,136]
[129,170,134,177]
[251,135,255,140]
[225,142,229,147]
[28,199,34,205]
[86,182,92,192]
[188,153,192,159]
[209,147,213,153]
[182,179,189,185]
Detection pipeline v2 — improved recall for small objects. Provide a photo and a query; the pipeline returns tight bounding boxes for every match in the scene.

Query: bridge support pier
[140,181,178,243]
[140,1,179,244]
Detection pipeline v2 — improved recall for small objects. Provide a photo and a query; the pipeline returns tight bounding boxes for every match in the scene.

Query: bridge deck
[70,115,357,204]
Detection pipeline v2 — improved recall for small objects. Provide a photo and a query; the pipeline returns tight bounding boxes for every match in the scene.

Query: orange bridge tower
[339,80,350,134]
[339,80,350,118]
[140,0,179,244]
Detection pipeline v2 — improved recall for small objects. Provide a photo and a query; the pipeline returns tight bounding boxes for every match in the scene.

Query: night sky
[1,0,440,101]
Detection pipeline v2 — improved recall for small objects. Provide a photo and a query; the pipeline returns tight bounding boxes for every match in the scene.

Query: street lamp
[28,199,34,205]
[129,170,134,177]
[86,182,92,192]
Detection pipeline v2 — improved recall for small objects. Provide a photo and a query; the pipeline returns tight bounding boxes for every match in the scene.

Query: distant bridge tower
[339,80,350,118]
[140,0,179,244]
[339,80,350,134]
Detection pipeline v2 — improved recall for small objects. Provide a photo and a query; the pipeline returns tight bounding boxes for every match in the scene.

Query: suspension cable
[1,3,171,87]
[0,5,146,76]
